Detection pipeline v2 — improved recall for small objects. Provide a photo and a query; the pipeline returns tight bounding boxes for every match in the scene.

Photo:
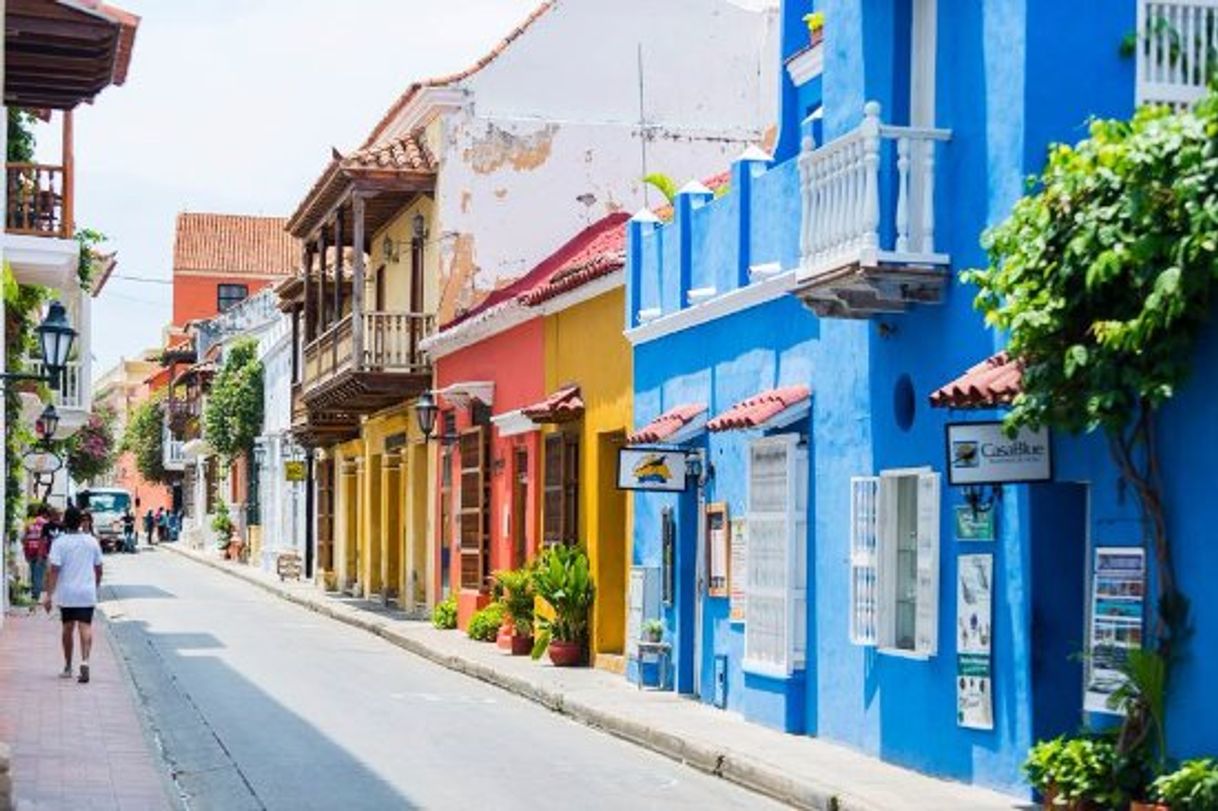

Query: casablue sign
[946,421,1051,486]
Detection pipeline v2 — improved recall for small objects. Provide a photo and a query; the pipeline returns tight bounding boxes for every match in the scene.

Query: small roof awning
[628,403,707,445]
[490,408,538,437]
[435,381,494,408]
[707,385,810,432]
[521,385,584,424]
[929,352,1021,409]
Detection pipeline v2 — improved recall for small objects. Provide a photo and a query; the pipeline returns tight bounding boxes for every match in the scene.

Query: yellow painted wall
[542,286,632,665]
[368,196,440,315]
[332,438,363,592]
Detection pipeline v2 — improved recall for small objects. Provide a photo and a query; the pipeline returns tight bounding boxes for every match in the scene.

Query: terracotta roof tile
[442,212,629,330]
[521,385,584,424]
[628,403,707,444]
[929,352,1022,409]
[707,385,811,432]
[344,131,437,173]
[362,2,557,148]
[173,213,297,277]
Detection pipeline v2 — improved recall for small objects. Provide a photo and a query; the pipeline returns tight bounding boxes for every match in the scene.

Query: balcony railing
[6,163,71,238]
[1136,0,1218,108]
[26,358,83,410]
[303,311,434,391]
[798,102,950,279]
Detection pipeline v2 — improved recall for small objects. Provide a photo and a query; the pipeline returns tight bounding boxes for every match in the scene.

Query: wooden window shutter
[458,427,488,590]
[849,476,880,645]
[914,471,941,656]
[562,433,579,545]
[543,433,564,545]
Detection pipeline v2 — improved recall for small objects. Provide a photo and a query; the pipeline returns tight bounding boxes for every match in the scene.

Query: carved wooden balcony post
[352,194,366,370]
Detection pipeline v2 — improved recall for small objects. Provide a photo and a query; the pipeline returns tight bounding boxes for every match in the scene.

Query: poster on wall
[956,553,994,730]
[707,503,729,597]
[954,505,995,541]
[946,422,1052,485]
[1085,547,1146,715]
[729,517,748,624]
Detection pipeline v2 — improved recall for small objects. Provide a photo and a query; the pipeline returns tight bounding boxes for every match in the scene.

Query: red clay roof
[707,385,811,432]
[173,213,297,277]
[628,403,707,444]
[929,352,1022,409]
[362,2,556,148]
[345,133,436,172]
[442,212,629,330]
[521,385,584,424]
[520,215,627,306]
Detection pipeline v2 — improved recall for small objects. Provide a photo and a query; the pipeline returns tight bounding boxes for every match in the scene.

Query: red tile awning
[628,403,707,444]
[929,352,1022,409]
[521,385,584,424]
[707,385,810,432]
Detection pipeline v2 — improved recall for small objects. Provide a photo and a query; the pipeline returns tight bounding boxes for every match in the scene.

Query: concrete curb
[161,544,869,810]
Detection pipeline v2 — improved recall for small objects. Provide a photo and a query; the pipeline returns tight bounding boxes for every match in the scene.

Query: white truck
[75,487,134,553]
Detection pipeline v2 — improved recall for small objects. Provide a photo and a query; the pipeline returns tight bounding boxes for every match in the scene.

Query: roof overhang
[707,385,811,433]
[490,408,539,437]
[435,380,494,409]
[4,0,139,109]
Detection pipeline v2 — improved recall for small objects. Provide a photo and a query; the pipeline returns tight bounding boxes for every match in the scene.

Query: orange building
[172,213,297,326]
[92,355,174,513]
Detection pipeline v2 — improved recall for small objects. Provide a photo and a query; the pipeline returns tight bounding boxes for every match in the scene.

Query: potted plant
[1023,735,1132,810]
[802,10,825,47]
[1146,759,1218,811]
[210,501,239,559]
[531,544,595,667]
[642,618,664,644]
[495,567,536,656]
[431,595,457,630]
[467,602,506,642]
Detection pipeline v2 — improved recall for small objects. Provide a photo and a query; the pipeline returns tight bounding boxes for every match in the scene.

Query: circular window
[893,374,915,431]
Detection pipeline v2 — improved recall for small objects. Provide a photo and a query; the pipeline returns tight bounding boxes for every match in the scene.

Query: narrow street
[98,548,782,810]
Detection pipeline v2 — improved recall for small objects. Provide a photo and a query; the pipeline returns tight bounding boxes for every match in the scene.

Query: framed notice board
[706,502,729,597]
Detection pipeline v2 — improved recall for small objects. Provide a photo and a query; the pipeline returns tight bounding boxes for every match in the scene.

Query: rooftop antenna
[637,42,650,208]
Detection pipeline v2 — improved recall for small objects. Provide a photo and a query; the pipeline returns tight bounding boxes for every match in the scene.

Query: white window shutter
[849,476,880,645]
[914,471,941,656]
[876,474,899,649]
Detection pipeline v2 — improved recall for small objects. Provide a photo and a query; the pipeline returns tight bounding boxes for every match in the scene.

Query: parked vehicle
[75,487,134,553]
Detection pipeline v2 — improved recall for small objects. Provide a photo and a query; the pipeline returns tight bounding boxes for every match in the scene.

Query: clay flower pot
[547,639,585,667]
[510,634,534,656]
[1130,802,1170,811]
[496,621,514,650]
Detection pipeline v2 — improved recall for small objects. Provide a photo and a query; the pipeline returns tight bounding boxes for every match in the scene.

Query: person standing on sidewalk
[41,506,103,684]
[143,508,155,545]
[21,505,50,608]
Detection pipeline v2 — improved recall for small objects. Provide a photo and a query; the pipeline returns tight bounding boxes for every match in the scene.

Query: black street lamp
[35,403,60,442]
[0,300,78,391]
[415,390,438,440]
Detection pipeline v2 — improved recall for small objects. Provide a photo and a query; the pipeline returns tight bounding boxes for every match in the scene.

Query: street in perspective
[4,1,1218,810]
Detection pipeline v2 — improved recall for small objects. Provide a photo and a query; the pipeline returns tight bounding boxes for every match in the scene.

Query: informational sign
[954,505,995,542]
[707,503,729,597]
[946,422,1052,486]
[1085,547,1146,715]
[956,554,994,730]
[617,447,688,492]
[729,517,748,624]
[284,460,307,482]
[22,450,62,474]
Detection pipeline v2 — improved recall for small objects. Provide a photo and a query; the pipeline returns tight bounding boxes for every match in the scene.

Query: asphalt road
[99,548,783,811]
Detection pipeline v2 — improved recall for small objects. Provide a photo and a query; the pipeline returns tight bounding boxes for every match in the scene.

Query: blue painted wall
[627,0,1216,797]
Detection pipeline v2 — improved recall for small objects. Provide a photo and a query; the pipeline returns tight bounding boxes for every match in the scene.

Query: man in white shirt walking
[41,506,104,683]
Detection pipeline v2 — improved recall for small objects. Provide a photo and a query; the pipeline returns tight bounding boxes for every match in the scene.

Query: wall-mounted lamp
[962,484,1000,518]
[35,403,60,444]
[415,390,459,446]
[381,234,402,265]
[0,300,78,391]
[412,212,429,242]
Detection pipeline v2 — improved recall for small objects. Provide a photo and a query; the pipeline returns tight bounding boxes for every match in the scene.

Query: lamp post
[415,390,438,439]
[0,300,78,390]
[35,404,60,444]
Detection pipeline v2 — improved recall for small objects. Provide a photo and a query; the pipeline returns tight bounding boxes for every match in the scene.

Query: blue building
[623,0,1215,797]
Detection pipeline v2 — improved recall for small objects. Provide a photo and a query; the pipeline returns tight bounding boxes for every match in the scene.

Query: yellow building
[529,225,633,672]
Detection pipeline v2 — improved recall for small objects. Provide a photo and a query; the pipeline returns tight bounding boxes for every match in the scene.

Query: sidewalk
[0,610,173,810]
[166,543,1028,811]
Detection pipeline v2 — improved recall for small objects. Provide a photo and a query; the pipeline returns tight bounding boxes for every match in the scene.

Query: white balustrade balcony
[1136,0,1218,108]
[794,102,951,318]
[26,357,87,419]
[163,432,186,471]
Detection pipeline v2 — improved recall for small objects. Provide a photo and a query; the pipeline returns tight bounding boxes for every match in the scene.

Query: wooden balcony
[793,102,951,318]
[6,163,71,239]
[290,381,360,447]
[301,311,434,413]
[166,397,199,435]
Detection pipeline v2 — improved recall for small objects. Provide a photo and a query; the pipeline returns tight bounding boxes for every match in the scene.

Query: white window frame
[849,466,940,658]
[743,433,808,678]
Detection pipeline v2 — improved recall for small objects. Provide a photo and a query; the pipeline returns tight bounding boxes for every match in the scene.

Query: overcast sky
[39,0,539,376]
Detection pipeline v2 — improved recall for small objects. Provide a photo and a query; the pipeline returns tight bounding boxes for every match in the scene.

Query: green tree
[7,108,37,163]
[122,394,169,485]
[964,94,1218,745]
[203,339,263,463]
